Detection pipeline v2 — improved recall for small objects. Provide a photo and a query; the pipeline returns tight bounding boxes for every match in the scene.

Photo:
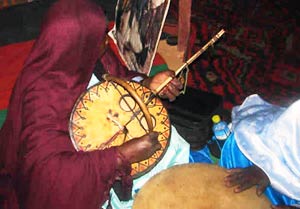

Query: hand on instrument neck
[142,70,183,102]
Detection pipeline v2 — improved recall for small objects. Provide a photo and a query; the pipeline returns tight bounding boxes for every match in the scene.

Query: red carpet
[0,40,34,110]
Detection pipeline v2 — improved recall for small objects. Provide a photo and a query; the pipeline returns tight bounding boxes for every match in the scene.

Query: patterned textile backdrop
[169,0,300,112]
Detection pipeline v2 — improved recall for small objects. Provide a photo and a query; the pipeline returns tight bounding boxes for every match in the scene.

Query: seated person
[0,0,189,209]
[219,94,300,209]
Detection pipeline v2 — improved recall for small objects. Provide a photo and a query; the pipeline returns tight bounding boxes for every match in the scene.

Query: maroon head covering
[0,0,141,208]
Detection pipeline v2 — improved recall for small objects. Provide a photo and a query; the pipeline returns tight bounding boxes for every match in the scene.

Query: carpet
[169,0,300,113]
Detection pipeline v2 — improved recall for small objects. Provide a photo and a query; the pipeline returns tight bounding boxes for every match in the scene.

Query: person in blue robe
[219,94,300,209]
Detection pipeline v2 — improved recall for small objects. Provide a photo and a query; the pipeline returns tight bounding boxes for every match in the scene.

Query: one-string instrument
[69,29,225,178]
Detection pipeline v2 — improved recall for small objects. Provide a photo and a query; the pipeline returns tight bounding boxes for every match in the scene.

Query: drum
[69,75,171,178]
[132,163,270,209]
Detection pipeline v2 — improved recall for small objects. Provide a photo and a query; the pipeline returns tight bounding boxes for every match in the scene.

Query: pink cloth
[0,0,144,208]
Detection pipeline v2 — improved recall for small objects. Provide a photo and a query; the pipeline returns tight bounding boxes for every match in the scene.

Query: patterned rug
[170,0,300,113]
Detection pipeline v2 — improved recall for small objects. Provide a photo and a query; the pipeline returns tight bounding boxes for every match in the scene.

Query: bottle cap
[212,115,221,123]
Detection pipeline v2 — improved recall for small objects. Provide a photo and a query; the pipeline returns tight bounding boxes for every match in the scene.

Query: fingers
[147,131,162,151]
[225,179,254,193]
[161,85,179,102]
[144,70,183,102]
[256,181,268,196]
[224,168,253,193]
[148,131,159,139]
[159,78,183,101]
[161,69,175,78]
[170,76,184,89]
[224,172,241,187]
[224,166,269,195]
[225,173,251,192]
[117,131,162,163]
[234,180,255,193]
[224,168,244,187]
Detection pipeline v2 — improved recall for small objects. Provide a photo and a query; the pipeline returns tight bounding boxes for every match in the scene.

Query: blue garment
[219,133,299,206]
[189,145,213,164]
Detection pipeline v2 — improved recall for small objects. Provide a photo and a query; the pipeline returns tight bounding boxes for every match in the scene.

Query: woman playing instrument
[0,0,185,209]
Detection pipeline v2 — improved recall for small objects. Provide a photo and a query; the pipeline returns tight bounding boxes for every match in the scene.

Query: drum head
[133,163,270,209]
[69,80,171,178]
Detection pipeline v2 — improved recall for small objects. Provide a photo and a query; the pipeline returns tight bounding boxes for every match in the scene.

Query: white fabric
[232,94,300,201]
[130,76,144,83]
[88,74,144,88]
[87,73,100,88]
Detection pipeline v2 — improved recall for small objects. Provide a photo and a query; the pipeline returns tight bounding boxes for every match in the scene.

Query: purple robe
[0,0,144,208]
